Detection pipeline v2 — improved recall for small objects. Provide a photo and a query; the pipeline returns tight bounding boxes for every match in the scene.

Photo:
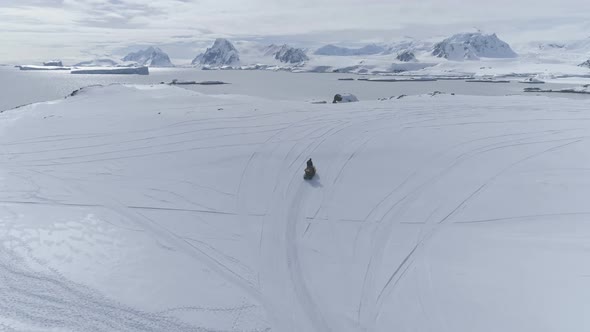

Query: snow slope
[433,33,518,60]
[2,85,590,331]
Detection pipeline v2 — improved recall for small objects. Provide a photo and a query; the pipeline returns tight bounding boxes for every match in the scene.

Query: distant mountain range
[184,33,522,69]
[40,32,590,76]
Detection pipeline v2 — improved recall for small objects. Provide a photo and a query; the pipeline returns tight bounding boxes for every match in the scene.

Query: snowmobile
[304,158,316,180]
[304,166,316,180]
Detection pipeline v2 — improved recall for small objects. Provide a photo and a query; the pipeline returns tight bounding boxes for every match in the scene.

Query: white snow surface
[2,84,590,331]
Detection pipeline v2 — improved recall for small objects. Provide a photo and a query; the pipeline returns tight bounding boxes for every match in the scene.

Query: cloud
[0,0,589,63]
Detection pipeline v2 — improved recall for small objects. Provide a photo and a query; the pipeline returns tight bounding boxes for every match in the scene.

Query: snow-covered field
[1,84,590,331]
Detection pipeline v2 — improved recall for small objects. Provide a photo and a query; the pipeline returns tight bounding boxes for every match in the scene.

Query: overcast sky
[1,0,589,63]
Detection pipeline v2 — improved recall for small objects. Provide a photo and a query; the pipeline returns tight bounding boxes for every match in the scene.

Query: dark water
[0,66,585,112]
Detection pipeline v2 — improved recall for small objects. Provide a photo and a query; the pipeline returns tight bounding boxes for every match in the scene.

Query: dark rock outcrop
[396,51,417,62]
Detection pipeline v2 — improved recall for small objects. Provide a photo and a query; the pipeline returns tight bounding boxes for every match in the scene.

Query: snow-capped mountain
[396,50,417,62]
[314,44,385,56]
[432,33,517,61]
[267,44,308,63]
[192,39,240,66]
[122,47,173,67]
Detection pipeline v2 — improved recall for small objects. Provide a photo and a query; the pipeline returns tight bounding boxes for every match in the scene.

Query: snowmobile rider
[307,158,314,169]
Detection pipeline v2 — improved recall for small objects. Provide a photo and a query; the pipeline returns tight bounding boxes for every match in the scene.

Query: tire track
[285,184,331,332]
[357,130,584,328]
[257,112,353,331]
[370,138,584,321]
[20,169,269,320]
[0,249,205,332]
